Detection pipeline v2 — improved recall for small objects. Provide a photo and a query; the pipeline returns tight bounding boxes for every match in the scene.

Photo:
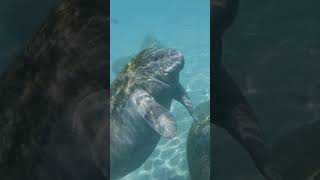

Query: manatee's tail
[139,34,162,50]
[212,67,283,180]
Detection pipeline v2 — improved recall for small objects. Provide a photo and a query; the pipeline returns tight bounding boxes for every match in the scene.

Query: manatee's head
[130,48,200,124]
[136,48,185,84]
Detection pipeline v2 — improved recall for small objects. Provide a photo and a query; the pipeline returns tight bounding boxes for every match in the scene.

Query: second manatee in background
[187,100,281,180]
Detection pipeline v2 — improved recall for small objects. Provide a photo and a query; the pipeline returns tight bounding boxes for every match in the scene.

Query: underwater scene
[211,0,320,180]
[1,0,320,180]
[110,0,210,179]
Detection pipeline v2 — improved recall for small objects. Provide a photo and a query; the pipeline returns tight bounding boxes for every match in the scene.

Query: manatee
[110,48,198,179]
[0,0,108,179]
[187,100,282,180]
[212,70,283,180]
[111,35,163,75]
[211,0,283,179]
[271,121,320,180]
[187,101,210,180]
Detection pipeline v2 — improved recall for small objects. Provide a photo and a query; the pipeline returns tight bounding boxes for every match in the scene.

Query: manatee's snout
[164,49,185,73]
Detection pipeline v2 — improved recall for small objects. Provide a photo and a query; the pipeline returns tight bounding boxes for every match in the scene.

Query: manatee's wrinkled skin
[110,48,198,179]
[0,0,108,179]
[187,102,210,180]
[111,35,163,75]
[271,121,320,180]
[211,0,283,179]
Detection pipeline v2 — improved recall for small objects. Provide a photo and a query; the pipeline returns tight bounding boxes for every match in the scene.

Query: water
[110,0,210,179]
[0,0,55,73]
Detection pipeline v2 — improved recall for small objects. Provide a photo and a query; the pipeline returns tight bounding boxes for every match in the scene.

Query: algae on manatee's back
[111,34,163,75]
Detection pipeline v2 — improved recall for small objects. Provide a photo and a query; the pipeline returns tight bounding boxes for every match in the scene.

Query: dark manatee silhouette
[187,101,210,180]
[0,0,108,179]
[111,35,163,75]
[0,0,56,73]
[187,99,282,179]
[110,48,198,179]
[271,121,320,180]
[211,0,282,179]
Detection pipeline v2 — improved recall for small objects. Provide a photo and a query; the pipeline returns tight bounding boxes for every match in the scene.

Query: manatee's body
[187,101,210,180]
[110,48,198,179]
[187,99,281,180]
[111,35,163,75]
[271,121,320,180]
[0,0,108,179]
[211,0,282,179]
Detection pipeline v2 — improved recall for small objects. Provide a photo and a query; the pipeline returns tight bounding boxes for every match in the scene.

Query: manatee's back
[110,50,165,179]
[187,102,211,180]
[111,35,163,75]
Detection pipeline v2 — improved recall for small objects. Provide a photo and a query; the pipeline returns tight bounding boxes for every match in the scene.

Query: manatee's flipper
[213,67,283,180]
[73,90,108,140]
[144,77,170,95]
[131,89,177,138]
[226,104,282,180]
[72,90,109,176]
[173,83,199,122]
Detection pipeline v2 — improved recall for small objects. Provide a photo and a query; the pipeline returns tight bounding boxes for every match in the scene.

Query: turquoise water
[110,0,210,179]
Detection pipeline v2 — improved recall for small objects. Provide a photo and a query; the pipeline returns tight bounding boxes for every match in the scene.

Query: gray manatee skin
[187,107,210,180]
[110,48,198,179]
[271,121,320,180]
[0,0,108,179]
